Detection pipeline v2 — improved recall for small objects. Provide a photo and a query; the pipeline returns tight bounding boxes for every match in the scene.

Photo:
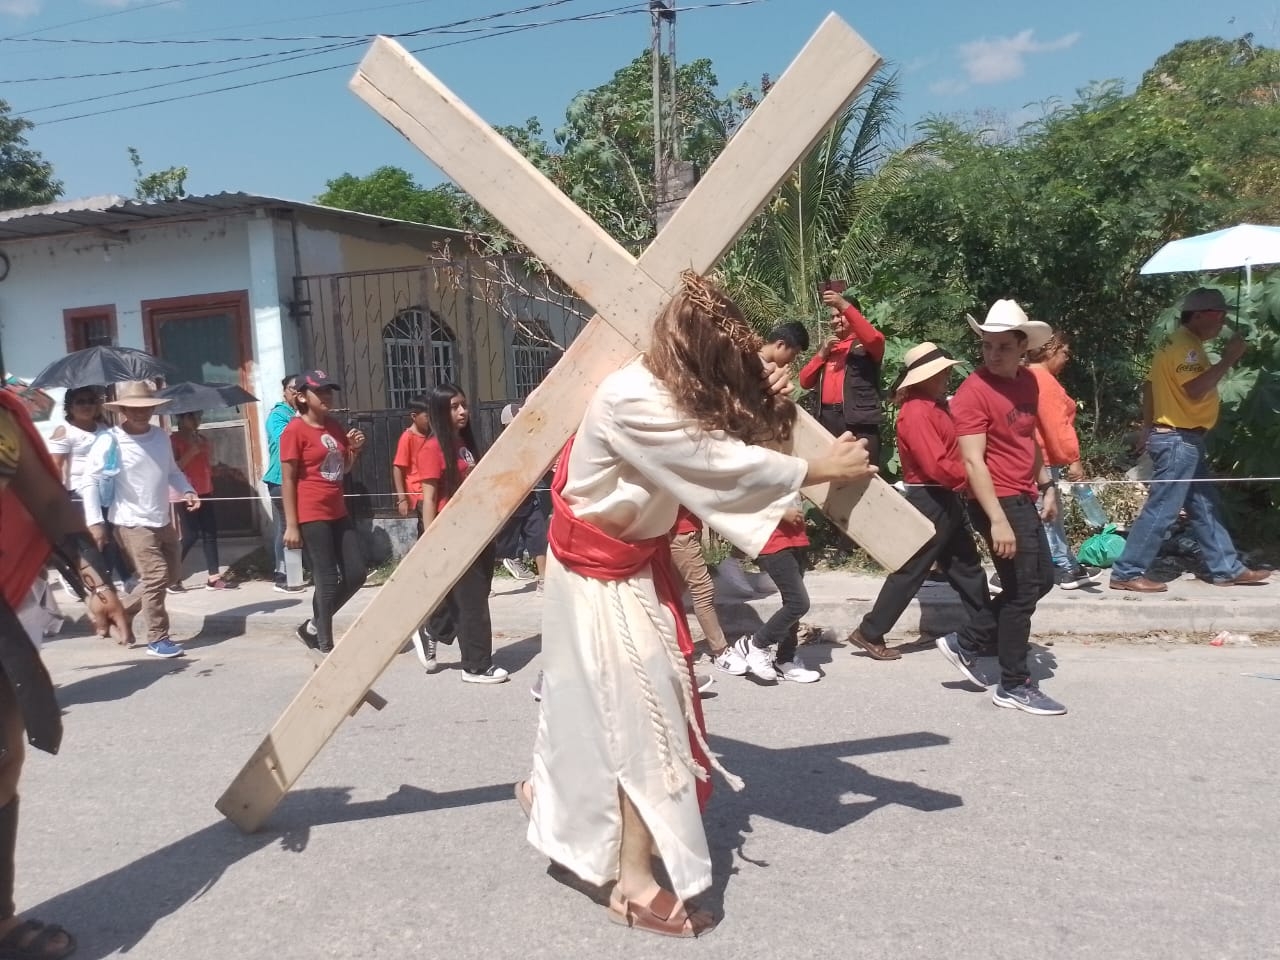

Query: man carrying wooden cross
[515,274,875,938]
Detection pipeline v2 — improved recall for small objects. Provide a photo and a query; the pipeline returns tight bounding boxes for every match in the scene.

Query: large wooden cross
[217,13,934,832]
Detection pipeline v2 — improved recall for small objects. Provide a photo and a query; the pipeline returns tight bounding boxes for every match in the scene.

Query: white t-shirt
[45,421,105,492]
[108,424,195,529]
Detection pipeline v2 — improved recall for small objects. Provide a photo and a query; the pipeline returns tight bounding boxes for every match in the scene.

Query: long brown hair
[645,272,795,444]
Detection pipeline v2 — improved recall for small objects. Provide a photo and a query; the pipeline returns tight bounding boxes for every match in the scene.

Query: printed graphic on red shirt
[280,418,349,523]
[950,368,1040,498]
[417,436,476,512]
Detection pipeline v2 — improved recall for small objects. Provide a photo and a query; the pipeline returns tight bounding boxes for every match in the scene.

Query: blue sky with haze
[2,0,1274,204]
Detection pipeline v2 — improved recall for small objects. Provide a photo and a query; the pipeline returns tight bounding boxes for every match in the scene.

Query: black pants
[299,516,367,652]
[753,546,809,664]
[496,493,548,561]
[424,546,496,674]
[963,495,1055,687]
[817,406,881,468]
[859,487,993,649]
[179,494,219,576]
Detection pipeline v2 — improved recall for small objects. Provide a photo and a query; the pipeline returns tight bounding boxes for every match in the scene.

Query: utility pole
[650,1,696,232]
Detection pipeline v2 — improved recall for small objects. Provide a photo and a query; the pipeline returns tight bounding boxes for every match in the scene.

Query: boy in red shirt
[939,301,1066,716]
[391,397,431,520]
[730,499,821,684]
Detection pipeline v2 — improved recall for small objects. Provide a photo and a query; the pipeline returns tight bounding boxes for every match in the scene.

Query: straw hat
[103,380,172,411]
[965,299,1052,352]
[891,342,962,393]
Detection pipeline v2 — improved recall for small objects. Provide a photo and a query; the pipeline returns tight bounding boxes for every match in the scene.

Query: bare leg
[615,787,661,902]
[534,554,547,579]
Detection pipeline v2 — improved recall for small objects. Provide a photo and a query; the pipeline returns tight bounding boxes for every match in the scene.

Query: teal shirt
[262,401,296,486]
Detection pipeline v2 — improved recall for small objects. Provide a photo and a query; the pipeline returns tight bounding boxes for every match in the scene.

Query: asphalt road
[20,606,1280,960]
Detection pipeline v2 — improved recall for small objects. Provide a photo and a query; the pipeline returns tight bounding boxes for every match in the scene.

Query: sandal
[608,888,717,939]
[513,780,533,819]
[0,919,76,960]
[847,629,902,661]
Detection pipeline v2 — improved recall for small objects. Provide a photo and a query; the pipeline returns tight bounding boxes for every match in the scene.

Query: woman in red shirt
[415,384,506,684]
[849,342,995,662]
[280,370,367,655]
[171,411,231,590]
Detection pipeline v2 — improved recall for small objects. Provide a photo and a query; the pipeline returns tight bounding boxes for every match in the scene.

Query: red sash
[548,438,712,809]
[0,391,56,609]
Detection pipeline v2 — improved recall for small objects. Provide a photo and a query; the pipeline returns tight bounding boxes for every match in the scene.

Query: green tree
[128,146,188,202]
[317,165,461,228]
[0,99,61,211]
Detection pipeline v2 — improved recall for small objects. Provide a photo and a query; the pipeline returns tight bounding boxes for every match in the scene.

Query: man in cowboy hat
[103,381,200,659]
[937,300,1067,716]
[1109,287,1269,593]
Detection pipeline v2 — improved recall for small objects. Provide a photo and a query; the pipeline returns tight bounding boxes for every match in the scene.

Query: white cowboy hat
[891,342,963,393]
[965,299,1053,352]
[103,380,172,411]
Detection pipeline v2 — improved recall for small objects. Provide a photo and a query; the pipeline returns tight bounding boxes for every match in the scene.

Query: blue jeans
[1039,466,1079,575]
[1111,429,1244,583]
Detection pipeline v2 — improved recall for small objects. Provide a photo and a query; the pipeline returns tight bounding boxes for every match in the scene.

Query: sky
[2,0,1277,206]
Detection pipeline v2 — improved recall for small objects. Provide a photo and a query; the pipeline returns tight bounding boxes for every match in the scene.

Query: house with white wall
[0,192,586,541]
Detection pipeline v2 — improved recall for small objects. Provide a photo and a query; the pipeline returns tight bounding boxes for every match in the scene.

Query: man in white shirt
[103,382,199,659]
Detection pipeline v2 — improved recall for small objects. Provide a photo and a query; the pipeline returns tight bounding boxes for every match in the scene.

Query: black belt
[1153,426,1206,435]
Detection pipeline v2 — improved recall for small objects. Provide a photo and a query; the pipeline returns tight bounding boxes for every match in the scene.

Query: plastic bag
[1077,523,1126,568]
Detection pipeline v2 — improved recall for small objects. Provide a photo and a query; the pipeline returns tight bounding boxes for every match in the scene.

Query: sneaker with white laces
[712,646,749,676]
[732,635,777,682]
[147,636,185,659]
[462,665,510,684]
[775,655,821,683]
[502,558,536,580]
[295,619,319,651]
[992,681,1067,716]
[935,632,986,687]
[410,626,437,672]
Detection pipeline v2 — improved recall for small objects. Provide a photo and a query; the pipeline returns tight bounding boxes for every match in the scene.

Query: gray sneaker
[992,681,1067,716]
[935,632,986,687]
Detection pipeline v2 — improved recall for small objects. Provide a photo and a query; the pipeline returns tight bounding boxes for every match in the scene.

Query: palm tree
[718,72,921,334]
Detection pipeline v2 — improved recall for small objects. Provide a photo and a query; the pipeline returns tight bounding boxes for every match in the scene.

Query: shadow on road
[184,598,306,649]
[26,782,513,959]
[56,658,190,709]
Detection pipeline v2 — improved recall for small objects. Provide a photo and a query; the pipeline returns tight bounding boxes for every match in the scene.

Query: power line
[0,0,179,42]
[6,43,357,85]
[28,1,760,127]
[1,0,581,44]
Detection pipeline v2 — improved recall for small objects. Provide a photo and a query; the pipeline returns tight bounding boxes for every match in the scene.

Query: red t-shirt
[672,506,702,536]
[761,514,809,555]
[417,436,476,512]
[393,427,431,508]
[798,305,886,404]
[279,417,349,523]
[170,432,213,495]
[896,393,968,492]
[951,367,1040,498]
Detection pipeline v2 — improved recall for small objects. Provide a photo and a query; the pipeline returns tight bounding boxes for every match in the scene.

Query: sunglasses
[72,397,102,406]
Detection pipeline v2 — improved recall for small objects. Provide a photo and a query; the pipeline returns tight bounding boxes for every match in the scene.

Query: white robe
[527,360,808,899]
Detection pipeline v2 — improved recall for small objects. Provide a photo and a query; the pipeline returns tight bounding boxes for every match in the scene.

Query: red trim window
[63,305,118,351]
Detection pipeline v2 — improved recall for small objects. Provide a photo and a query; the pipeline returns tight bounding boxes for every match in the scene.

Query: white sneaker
[775,654,821,683]
[696,672,714,694]
[733,636,777,682]
[462,665,510,684]
[712,647,749,676]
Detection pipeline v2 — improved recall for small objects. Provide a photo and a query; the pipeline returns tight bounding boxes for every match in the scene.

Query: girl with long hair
[280,370,367,655]
[519,272,874,938]
[416,384,506,683]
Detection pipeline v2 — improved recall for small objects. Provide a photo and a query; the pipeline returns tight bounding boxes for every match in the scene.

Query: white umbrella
[1140,223,1280,294]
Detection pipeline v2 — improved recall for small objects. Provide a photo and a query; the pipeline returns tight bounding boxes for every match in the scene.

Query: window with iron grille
[63,305,118,352]
[511,319,553,399]
[383,308,455,409]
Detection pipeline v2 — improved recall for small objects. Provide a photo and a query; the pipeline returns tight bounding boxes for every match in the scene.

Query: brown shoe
[1109,576,1167,593]
[1214,569,1272,586]
[846,629,902,660]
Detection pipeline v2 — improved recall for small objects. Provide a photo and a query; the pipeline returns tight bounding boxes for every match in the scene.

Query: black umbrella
[155,381,259,414]
[30,346,179,390]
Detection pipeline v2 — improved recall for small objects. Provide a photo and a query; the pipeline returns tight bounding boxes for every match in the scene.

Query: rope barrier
[898,476,1280,490]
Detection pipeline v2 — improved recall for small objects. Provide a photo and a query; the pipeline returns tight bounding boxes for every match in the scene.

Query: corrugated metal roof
[0,191,469,242]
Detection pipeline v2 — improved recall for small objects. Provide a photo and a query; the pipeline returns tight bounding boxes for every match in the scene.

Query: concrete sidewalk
[112,564,1279,648]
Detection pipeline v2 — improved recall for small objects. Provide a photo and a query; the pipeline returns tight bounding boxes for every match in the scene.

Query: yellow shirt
[1148,326,1219,430]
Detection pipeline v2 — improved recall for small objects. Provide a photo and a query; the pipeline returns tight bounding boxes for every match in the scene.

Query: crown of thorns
[678,270,763,353]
